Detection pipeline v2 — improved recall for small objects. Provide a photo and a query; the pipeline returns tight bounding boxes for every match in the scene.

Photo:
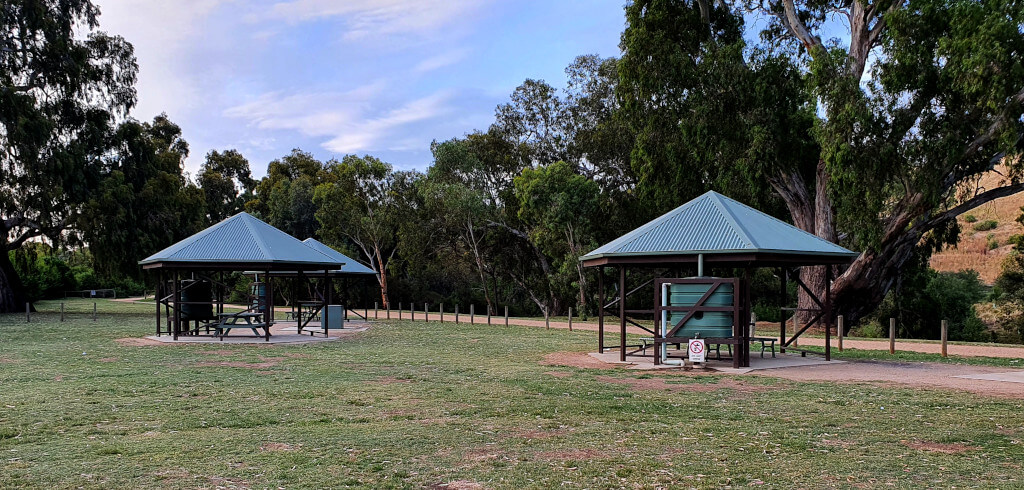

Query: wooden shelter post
[155,270,161,335]
[619,266,626,362]
[172,270,180,340]
[825,266,832,361]
[265,269,273,341]
[598,266,605,352]
[779,268,788,354]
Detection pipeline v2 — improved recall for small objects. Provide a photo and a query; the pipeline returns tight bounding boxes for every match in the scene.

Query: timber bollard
[375,302,379,319]
[568,308,573,331]
[455,304,459,324]
[505,305,508,326]
[60,302,64,322]
[399,302,403,320]
[387,304,391,319]
[410,303,414,321]
[26,302,30,323]
[837,315,844,352]
[424,302,428,321]
[889,317,896,354]
[487,307,491,326]
[470,304,475,324]
[941,319,948,358]
[440,303,444,323]
[93,302,97,322]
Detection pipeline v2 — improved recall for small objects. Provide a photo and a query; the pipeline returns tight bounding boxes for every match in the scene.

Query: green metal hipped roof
[139,212,342,269]
[301,238,377,276]
[581,191,858,265]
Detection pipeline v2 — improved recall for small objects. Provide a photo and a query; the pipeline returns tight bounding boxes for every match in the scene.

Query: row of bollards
[366,302,578,328]
[24,302,96,323]
[858,316,949,358]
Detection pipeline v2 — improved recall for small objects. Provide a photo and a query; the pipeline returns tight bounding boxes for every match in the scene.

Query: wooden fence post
[455,304,459,324]
[505,305,508,327]
[410,303,414,321]
[837,315,844,352]
[440,303,444,323]
[399,302,403,320]
[941,319,948,358]
[424,302,428,321]
[889,317,896,354]
[93,302,97,322]
[375,302,379,319]
[487,306,491,326]
[470,304,475,324]
[26,302,30,323]
[568,307,573,331]
[60,302,64,322]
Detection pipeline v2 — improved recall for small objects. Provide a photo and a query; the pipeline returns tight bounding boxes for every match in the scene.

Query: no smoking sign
[688,339,706,363]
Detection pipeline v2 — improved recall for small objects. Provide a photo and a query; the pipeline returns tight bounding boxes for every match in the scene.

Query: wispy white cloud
[254,0,488,41]
[225,85,455,154]
[412,48,471,74]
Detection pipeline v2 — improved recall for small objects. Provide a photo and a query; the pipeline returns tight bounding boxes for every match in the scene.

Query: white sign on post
[688,339,706,363]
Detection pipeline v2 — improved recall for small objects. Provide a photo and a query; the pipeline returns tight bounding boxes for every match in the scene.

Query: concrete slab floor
[588,351,841,374]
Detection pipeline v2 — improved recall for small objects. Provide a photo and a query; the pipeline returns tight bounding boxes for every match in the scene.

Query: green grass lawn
[1,299,1023,488]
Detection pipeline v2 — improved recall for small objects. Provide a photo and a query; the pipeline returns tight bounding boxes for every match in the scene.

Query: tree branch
[779,0,823,54]
[915,183,1024,236]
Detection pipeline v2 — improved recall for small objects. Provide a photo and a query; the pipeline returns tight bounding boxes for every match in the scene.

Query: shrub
[963,214,978,223]
[987,235,1000,250]
[973,220,998,231]
[872,259,987,341]
[1007,234,1024,252]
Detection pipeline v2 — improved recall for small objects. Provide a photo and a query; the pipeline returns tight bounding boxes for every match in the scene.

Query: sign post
[688,339,706,365]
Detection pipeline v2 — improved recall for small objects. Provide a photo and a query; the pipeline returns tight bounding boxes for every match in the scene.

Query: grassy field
[1,300,1023,488]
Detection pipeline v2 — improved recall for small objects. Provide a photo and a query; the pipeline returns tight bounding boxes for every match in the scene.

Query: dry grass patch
[596,374,768,393]
[114,337,162,347]
[540,351,614,369]
[903,440,979,454]
[260,442,299,452]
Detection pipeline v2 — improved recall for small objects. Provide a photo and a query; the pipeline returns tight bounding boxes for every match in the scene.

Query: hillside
[930,168,1024,284]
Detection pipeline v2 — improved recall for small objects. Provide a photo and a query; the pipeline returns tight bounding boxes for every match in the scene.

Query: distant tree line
[3,0,1023,338]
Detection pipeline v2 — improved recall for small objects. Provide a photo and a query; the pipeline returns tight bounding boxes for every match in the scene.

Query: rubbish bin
[324,305,345,329]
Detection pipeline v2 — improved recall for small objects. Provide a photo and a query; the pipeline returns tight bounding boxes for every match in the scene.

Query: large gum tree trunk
[0,244,31,313]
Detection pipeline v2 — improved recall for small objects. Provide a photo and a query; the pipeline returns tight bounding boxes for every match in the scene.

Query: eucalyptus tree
[514,161,602,314]
[314,155,413,308]
[248,149,325,239]
[79,115,206,279]
[198,149,256,223]
[620,0,1024,324]
[0,0,137,311]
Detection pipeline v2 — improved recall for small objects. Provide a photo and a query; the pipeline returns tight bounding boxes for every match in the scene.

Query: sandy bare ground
[750,360,1024,399]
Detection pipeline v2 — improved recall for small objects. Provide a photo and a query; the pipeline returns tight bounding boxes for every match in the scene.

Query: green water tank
[179,280,213,321]
[666,281,734,338]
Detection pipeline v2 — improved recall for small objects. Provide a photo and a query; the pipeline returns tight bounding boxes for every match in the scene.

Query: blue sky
[93,0,628,177]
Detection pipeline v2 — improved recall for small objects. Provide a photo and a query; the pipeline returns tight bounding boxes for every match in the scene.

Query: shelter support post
[598,266,605,353]
[825,266,832,361]
[779,268,787,354]
[172,270,180,341]
[155,270,162,336]
[266,269,273,341]
[619,266,626,362]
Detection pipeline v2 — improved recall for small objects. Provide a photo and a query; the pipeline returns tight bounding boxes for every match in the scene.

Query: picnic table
[214,312,269,341]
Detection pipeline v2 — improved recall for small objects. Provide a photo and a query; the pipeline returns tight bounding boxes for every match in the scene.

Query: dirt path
[752,360,1024,399]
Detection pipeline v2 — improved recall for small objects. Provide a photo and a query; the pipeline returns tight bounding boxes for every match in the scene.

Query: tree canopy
[0,0,137,311]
